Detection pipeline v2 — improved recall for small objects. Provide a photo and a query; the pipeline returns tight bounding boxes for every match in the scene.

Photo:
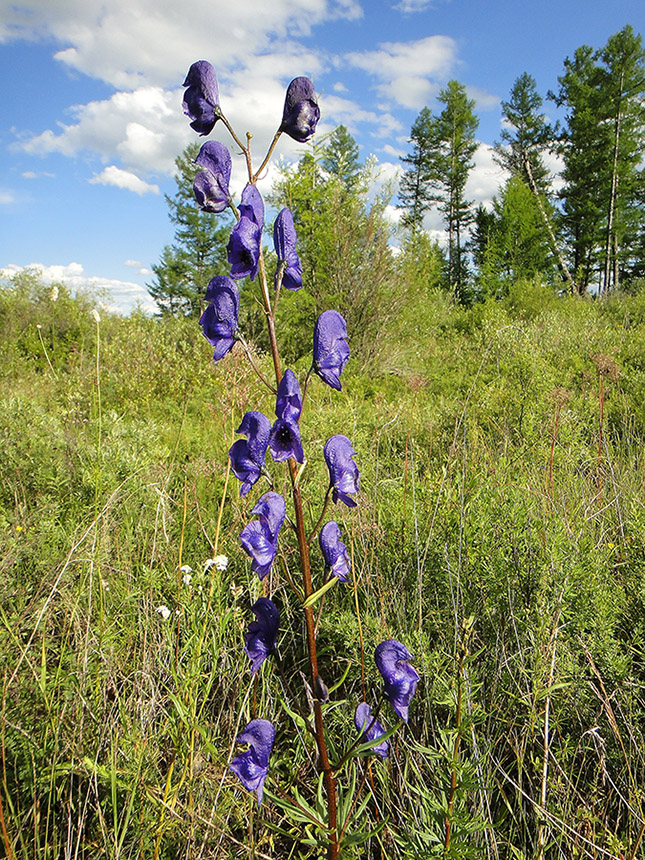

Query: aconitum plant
[184,60,418,859]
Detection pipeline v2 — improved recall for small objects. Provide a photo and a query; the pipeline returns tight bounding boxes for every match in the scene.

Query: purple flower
[313,310,350,391]
[319,521,350,583]
[229,718,275,806]
[193,141,231,213]
[269,419,304,463]
[238,184,265,229]
[268,369,304,463]
[244,597,280,674]
[240,491,286,580]
[273,208,302,291]
[280,77,320,143]
[375,640,419,723]
[182,60,220,135]
[229,412,271,497]
[198,276,238,361]
[324,435,359,508]
[227,187,264,282]
[275,369,302,423]
[354,702,389,758]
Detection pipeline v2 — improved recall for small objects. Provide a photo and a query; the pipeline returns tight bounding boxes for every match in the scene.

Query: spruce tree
[147,143,232,316]
[399,83,479,303]
[551,27,645,294]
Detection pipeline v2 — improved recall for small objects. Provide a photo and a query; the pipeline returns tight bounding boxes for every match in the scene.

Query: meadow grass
[1,274,644,858]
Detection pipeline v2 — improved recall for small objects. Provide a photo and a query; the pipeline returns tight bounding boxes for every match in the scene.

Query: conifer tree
[320,124,362,191]
[147,143,232,315]
[398,107,437,230]
[399,83,479,303]
[551,26,645,293]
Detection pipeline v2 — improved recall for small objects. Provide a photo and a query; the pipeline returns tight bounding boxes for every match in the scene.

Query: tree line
[148,25,644,324]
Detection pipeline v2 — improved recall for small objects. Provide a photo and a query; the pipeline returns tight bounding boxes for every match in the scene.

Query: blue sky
[1,0,642,313]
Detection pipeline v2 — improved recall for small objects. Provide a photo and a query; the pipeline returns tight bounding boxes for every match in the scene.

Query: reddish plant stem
[238,136,339,860]
[288,460,339,858]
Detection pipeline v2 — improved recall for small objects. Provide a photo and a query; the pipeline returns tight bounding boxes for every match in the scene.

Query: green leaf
[303,575,338,608]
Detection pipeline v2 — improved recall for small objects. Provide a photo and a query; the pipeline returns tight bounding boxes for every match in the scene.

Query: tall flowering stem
[221,97,338,858]
[182,64,415,860]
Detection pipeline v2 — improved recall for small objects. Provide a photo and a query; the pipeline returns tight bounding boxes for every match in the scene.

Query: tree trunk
[522,152,578,294]
[602,70,624,295]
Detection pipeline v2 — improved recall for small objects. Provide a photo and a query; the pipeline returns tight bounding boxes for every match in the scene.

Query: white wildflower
[91,308,101,324]
[156,605,171,620]
[50,285,59,301]
[182,573,192,586]
[205,555,228,572]
[180,564,193,573]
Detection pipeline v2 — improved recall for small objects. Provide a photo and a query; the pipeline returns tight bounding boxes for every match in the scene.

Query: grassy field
[1,272,644,858]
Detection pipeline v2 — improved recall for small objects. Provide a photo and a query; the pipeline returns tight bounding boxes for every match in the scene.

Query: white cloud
[346,35,458,109]
[467,85,500,111]
[393,0,435,11]
[0,190,15,204]
[20,87,187,176]
[89,165,160,195]
[0,0,361,88]
[465,143,505,210]
[0,262,157,314]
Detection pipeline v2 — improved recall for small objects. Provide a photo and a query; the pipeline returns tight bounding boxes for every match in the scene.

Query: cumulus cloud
[465,143,505,210]
[20,87,187,176]
[393,0,435,11]
[0,0,360,88]
[89,166,160,195]
[0,262,157,314]
[346,35,458,109]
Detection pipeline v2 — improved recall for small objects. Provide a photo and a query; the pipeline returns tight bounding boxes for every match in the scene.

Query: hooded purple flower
[227,218,261,281]
[354,702,389,758]
[229,718,275,806]
[375,640,419,723]
[227,187,264,281]
[280,77,320,143]
[193,141,231,213]
[324,435,359,507]
[269,369,304,463]
[319,521,350,583]
[273,208,302,291]
[240,491,286,580]
[313,310,350,391]
[244,597,280,674]
[238,184,265,228]
[275,369,302,423]
[229,411,271,497]
[198,276,239,361]
[182,60,220,135]
[269,419,304,463]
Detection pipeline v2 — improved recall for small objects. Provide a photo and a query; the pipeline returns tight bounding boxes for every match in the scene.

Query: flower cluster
[183,59,419,814]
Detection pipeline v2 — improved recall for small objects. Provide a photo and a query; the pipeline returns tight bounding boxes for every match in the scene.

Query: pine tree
[399,83,479,303]
[496,73,576,294]
[434,81,479,302]
[495,73,552,191]
[147,143,232,316]
[320,124,362,191]
[398,107,438,230]
[551,27,645,294]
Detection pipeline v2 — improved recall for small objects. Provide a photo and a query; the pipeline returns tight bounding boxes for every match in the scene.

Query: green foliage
[270,135,397,364]
[2,274,645,858]
[550,26,645,294]
[399,81,479,303]
[475,177,556,298]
